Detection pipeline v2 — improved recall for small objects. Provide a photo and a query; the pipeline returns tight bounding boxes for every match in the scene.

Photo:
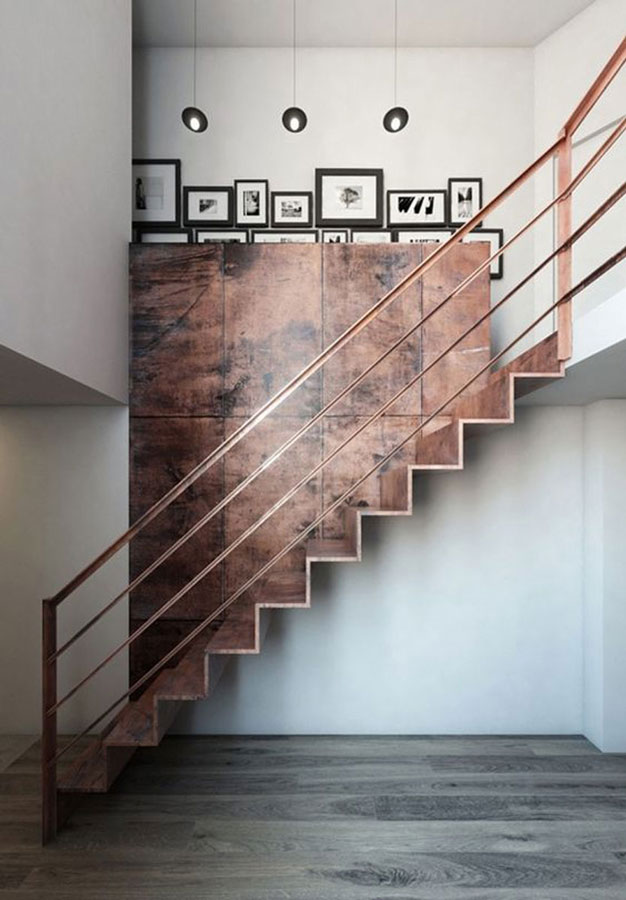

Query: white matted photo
[137,228,192,243]
[132,159,181,226]
[271,192,313,228]
[235,180,269,227]
[196,230,248,243]
[448,178,483,226]
[462,228,504,279]
[184,186,233,227]
[252,230,318,243]
[321,230,349,243]
[316,169,383,227]
[351,230,393,244]
[394,229,453,244]
[387,190,447,227]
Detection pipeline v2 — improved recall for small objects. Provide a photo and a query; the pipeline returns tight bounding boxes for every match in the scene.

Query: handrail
[49,116,626,664]
[49,241,626,767]
[48,137,564,608]
[47,177,626,716]
[563,36,626,136]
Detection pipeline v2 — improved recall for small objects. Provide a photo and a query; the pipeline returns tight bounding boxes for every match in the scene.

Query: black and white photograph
[251,230,318,243]
[394,229,453,244]
[271,192,313,227]
[387,189,447,227]
[136,227,192,243]
[316,168,383,227]
[448,177,483,226]
[351,230,393,243]
[132,159,181,226]
[462,227,504,278]
[196,230,248,243]
[183,186,233,227]
[235,179,269,227]
[321,230,349,243]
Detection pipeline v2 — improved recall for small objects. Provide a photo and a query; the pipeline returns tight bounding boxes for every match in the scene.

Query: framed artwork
[271,192,313,228]
[394,229,454,244]
[387,189,447,227]
[136,227,192,243]
[351,230,393,244]
[251,230,318,243]
[132,159,181,227]
[196,230,248,243]
[462,228,504,279]
[321,229,349,243]
[235,179,269,227]
[315,168,384,228]
[183,186,233,227]
[448,177,483,226]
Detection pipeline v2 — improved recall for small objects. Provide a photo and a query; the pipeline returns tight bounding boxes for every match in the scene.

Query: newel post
[556,133,573,361]
[41,599,57,844]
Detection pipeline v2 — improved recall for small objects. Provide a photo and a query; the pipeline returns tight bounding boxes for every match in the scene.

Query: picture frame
[462,228,504,279]
[321,229,349,243]
[271,191,314,228]
[136,227,192,243]
[235,179,269,227]
[196,230,248,243]
[251,230,318,243]
[183,186,233,227]
[447,177,483,227]
[315,168,384,228]
[393,228,454,244]
[387,189,447,227]
[132,159,181,227]
[351,229,393,244]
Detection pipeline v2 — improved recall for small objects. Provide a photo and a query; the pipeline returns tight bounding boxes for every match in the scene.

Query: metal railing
[41,36,626,843]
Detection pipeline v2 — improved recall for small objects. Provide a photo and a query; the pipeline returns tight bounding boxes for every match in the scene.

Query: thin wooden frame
[271,191,314,228]
[315,168,384,228]
[235,179,269,228]
[387,189,448,227]
[132,159,181,227]
[183,186,233,227]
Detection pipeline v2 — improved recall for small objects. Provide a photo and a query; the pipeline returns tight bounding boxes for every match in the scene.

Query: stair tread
[306,538,357,560]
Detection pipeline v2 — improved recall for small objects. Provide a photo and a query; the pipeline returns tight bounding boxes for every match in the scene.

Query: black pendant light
[182,0,208,133]
[383,0,409,132]
[282,0,307,132]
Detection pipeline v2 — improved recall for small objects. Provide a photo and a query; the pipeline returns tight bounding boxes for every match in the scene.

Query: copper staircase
[41,37,626,842]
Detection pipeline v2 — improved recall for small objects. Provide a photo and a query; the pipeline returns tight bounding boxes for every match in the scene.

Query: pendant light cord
[292,0,297,107]
[193,0,197,107]
[393,0,398,106]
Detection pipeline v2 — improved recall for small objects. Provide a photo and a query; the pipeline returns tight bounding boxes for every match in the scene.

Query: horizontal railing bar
[47,136,565,609]
[50,116,626,661]
[49,236,625,757]
[563,36,626,137]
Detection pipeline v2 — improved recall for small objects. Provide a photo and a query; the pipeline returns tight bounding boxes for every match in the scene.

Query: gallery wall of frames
[132,159,504,278]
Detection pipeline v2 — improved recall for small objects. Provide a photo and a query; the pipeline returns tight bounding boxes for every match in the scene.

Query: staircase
[41,36,626,842]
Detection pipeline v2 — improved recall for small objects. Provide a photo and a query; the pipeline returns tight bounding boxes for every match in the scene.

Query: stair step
[499,332,564,397]
[306,538,358,561]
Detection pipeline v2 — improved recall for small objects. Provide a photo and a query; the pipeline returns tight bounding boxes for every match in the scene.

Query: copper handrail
[563,35,626,136]
[49,242,626,767]
[49,115,626,662]
[48,177,626,716]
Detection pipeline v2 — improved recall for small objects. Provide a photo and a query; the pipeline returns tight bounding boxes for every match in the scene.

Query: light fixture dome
[182,106,208,132]
[282,106,307,133]
[383,105,409,133]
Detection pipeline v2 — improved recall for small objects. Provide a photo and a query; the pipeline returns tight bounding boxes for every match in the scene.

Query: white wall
[0,408,129,735]
[133,45,535,350]
[533,0,626,325]
[0,0,131,402]
[583,400,626,751]
[176,406,585,735]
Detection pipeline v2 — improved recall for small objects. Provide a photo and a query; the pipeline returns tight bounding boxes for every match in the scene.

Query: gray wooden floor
[2,734,626,899]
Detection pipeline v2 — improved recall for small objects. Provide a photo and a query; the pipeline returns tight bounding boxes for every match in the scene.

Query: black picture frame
[321,229,350,243]
[315,168,384,228]
[251,230,318,243]
[350,229,393,244]
[271,191,314,228]
[183,185,233,227]
[392,228,454,244]
[132,159,181,227]
[387,189,448,228]
[195,229,248,243]
[235,179,270,228]
[136,227,192,244]
[462,228,504,279]
[447,177,483,227]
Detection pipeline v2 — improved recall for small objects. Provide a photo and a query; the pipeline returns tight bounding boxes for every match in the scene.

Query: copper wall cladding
[130,242,490,681]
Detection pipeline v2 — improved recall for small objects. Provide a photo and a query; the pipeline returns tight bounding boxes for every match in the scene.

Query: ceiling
[133,0,596,49]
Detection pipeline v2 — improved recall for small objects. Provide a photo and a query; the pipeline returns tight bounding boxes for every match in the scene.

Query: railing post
[556,132,573,361]
[42,599,57,844]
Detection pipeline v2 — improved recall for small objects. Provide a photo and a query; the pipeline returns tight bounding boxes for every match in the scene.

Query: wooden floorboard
[1,735,625,898]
